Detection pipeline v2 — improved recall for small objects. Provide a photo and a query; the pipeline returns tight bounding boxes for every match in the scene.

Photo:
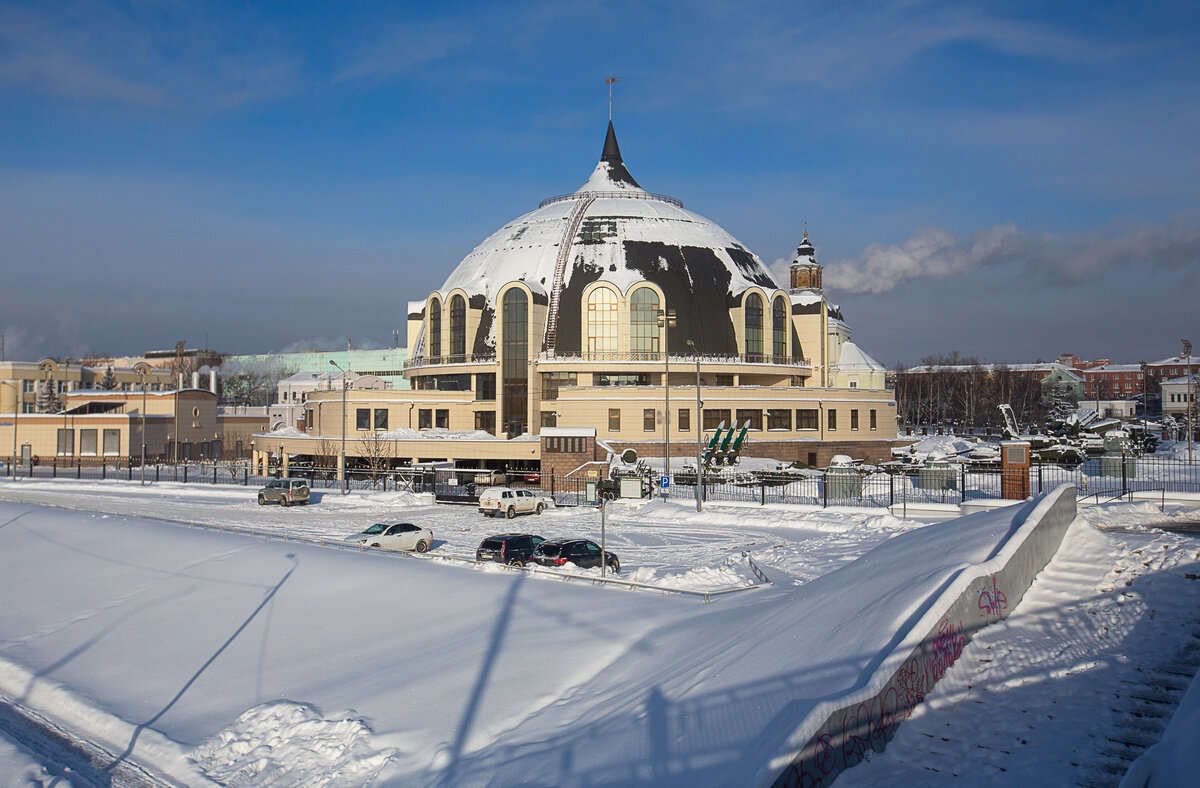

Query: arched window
[586,288,619,355]
[745,293,763,358]
[629,287,660,357]
[428,297,442,359]
[449,294,466,358]
[772,295,787,359]
[502,289,528,436]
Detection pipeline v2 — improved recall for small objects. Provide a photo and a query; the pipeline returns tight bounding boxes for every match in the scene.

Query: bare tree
[314,438,338,480]
[358,432,393,488]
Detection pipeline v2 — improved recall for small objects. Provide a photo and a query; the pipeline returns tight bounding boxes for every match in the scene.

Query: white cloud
[820,216,1200,294]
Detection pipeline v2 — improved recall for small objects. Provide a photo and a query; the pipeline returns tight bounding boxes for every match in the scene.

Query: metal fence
[4,455,1197,510]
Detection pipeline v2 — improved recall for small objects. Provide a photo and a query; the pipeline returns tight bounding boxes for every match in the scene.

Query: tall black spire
[597,121,640,188]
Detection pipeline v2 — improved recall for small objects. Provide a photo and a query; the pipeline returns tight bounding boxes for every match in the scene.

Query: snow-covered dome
[431,122,782,356]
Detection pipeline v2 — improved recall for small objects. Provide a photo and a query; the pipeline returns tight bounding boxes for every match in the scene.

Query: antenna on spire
[803,219,808,242]
[605,76,620,120]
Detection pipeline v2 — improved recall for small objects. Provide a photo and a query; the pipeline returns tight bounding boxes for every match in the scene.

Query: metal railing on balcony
[404,353,497,369]
[537,351,811,367]
[538,191,683,209]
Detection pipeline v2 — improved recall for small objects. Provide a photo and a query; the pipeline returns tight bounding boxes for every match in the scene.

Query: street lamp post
[1139,360,1148,454]
[657,308,676,494]
[62,357,72,460]
[134,362,150,485]
[1184,340,1193,465]
[2,381,17,478]
[686,339,702,512]
[330,360,349,494]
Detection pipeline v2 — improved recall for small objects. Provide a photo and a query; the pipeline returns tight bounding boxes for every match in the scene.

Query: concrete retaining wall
[768,483,1078,788]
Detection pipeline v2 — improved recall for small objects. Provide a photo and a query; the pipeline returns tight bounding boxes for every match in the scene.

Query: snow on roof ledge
[540,427,596,437]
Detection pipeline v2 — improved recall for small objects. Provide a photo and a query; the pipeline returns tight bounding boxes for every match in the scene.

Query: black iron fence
[4,455,1197,510]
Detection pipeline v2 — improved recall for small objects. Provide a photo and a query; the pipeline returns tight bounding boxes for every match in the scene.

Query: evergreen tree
[100,365,118,390]
[35,380,58,413]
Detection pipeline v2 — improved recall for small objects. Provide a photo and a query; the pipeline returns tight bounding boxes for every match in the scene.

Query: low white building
[270,371,390,430]
[1161,375,1197,419]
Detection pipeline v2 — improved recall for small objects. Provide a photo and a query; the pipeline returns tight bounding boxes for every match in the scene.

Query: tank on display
[998,404,1087,464]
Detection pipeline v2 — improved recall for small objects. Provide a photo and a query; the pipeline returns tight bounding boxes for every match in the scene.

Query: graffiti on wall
[978,576,1007,619]
[778,616,966,788]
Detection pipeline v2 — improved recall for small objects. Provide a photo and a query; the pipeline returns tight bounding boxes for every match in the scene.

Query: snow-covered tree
[35,380,59,413]
[100,365,118,390]
[1043,381,1077,421]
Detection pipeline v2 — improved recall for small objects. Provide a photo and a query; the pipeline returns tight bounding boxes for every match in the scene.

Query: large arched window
[629,287,660,357]
[449,294,466,358]
[772,295,787,360]
[586,287,619,355]
[428,297,442,359]
[502,289,528,436]
[745,293,763,358]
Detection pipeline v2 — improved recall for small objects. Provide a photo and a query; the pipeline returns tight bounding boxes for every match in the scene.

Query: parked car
[346,522,434,552]
[476,533,545,566]
[258,478,310,507]
[530,539,619,573]
[478,487,547,518]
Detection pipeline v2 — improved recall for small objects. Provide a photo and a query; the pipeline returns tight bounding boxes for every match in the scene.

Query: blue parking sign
[659,475,669,489]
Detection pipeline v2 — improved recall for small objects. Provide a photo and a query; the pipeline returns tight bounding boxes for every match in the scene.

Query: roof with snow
[835,341,884,371]
[429,122,784,356]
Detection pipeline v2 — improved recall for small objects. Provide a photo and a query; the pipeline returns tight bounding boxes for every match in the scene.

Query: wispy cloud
[0,2,302,111]
[806,216,1200,294]
[334,21,476,83]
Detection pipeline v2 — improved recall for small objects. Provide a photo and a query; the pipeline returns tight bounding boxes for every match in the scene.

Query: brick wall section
[539,434,602,478]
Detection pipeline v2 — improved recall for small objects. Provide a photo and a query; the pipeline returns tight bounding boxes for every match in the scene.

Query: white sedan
[346,522,434,552]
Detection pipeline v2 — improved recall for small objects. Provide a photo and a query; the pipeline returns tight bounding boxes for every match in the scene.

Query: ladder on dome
[543,196,597,354]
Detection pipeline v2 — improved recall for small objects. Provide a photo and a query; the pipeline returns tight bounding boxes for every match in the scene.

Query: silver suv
[258,478,310,507]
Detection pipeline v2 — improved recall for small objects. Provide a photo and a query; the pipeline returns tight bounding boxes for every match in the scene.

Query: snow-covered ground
[0,478,1197,787]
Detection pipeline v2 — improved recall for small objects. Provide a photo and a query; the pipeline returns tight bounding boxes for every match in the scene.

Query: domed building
[288,123,900,477]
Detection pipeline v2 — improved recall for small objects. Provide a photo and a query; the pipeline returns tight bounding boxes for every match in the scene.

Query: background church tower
[789,227,823,294]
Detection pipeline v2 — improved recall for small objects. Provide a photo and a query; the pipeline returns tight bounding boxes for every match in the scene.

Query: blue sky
[1,0,1197,366]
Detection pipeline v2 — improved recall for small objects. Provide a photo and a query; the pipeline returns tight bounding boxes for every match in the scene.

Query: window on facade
[306,408,314,428]
[772,296,787,359]
[703,409,731,430]
[475,411,495,434]
[541,371,577,400]
[679,408,690,431]
[828,409,837,431]
[356,408,370,430]
[608,408,621,431]
[419,409,432,429]
[476,373,496,401]
[540,411,557,428]
[745,293,763,357]
[587,288,619,354]
[428,297,441,358]
[767,409,791,430]
[736,409,763,430]
[80,429,98,456]
[629,287,660,357]
[714,374,734,386]
[103,429,120,456]
[870,409,877,430]
[595,373,650,387]
[435,409,449,429]
[57,429,73,456]
[374,409,388,430]
[449,294,466,357]
[851,409,859,430]
[502,289,529,437]
[643,408,656,431]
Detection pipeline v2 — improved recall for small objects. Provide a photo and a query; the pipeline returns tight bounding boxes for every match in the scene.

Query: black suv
[530,539,619,573]
[476,533,545,566]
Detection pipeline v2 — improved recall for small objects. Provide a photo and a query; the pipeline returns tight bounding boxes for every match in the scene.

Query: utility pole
[658,309,676,492]
[1185,340,1194,465]
[686,339,702,512]
[330,360,350,494]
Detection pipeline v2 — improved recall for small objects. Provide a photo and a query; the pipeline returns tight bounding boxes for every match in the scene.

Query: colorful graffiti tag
[978,576,1007,619]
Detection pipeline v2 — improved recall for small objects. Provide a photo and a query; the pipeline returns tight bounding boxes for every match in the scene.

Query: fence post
[77,458,81,479]
[889,472,894,508]
[1122,451,1128,499]
[960,464,966,503]
[184,465,188,484]
[128,463,132,481]
[822,472,828,508]
[102,462,106,480]
[212,465,216,484]
[761,480,766,506]
[156,465,160,482]
[1038,463,1043,495]
[53,458,57,477]
[243,468,248,485]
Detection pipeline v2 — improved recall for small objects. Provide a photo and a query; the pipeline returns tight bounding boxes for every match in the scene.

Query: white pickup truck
[478,487,548,518]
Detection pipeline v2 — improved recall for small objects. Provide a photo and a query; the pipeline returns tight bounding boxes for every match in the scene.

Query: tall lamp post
[686,339,702,512]
[173,341,185,480]
[62,357,72,460]
[133,362,150,485]
[1184,340,1193,465]
[1139,360,1148,452]
[2,381,17,478]
[657,308,676,492]
[330,360,350,494]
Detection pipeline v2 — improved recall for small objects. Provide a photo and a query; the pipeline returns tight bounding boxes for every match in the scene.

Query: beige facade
[0,388,224,465]
[1,359,176,416]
